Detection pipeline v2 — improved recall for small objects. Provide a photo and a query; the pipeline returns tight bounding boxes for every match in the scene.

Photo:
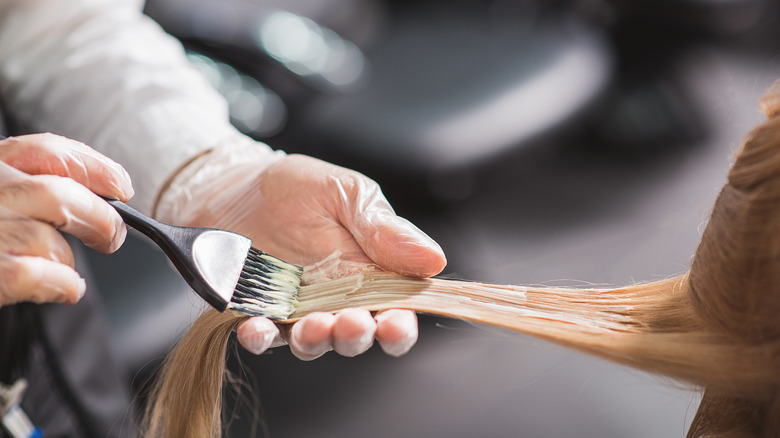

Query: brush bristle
[227,247,303,320]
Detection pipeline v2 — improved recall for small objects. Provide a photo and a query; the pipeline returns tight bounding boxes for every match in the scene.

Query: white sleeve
[0,0,266,214]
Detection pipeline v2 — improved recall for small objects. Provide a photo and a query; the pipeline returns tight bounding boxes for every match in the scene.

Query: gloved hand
[0,133,133,307]
[156,139,446,360]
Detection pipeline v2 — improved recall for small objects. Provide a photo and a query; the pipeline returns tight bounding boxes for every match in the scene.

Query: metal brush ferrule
[192,230,252,306]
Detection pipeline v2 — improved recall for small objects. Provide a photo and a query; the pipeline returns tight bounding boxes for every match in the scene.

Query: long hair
[142,82,780,438]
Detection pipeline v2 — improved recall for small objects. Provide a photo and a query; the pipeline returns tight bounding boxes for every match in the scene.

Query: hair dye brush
[104,199,303,319]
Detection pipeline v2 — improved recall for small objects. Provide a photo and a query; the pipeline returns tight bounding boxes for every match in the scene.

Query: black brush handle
[103,198,183,250]
[103,199,200,297]
[102,197,229,311]
[104,198,162,232]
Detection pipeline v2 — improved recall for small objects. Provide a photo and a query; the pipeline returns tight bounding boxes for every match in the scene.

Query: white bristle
[229,247,303,320]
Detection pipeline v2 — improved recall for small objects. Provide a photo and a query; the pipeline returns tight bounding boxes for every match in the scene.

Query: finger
[362,211,447,278]
[0,217,75,266]
[0,255,86,307]
[335,174,447,278]
[0,173,126,253]
[375,309,418,357]
[332,308,377,357]
[0,133,134,201]
[288,312,336,361]
[237,317,280,355]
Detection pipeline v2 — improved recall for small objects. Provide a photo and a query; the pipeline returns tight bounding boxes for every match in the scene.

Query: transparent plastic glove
[157,139,446,360]
[0,133,132,307]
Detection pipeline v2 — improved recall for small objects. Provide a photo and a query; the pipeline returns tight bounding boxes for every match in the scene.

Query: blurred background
[82,0,780,436]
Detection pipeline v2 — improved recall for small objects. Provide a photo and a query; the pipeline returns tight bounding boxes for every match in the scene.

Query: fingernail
[111,224,127,252]
[387,215,445,256]
[76,278,87,301]
[120,169,134,199]
[410,226,445,257]
[110,165,134,200]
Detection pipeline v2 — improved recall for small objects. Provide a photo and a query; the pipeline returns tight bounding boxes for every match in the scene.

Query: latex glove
[0,133,133,307]
[157,139,446,360]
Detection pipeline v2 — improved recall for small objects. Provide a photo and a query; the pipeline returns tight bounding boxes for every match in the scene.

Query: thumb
[339,176,446,278]
[361,210,447,278]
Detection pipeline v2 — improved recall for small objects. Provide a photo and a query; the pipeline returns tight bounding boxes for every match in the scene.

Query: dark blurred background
[83,0,780,436]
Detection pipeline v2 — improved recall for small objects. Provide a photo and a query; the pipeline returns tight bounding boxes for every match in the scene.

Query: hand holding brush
[0,133,303,321]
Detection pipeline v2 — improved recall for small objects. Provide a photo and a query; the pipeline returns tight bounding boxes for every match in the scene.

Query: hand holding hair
[155,139,447,359]
[0,133,133,306]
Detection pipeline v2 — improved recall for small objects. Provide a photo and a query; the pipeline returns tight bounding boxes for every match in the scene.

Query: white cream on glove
[0,133,133,307]
[157,138,447,360]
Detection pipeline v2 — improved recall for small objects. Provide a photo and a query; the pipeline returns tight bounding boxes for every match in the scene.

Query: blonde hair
[142,83,780,438]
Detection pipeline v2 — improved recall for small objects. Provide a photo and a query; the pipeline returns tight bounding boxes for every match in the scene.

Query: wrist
[154,136,285,225]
